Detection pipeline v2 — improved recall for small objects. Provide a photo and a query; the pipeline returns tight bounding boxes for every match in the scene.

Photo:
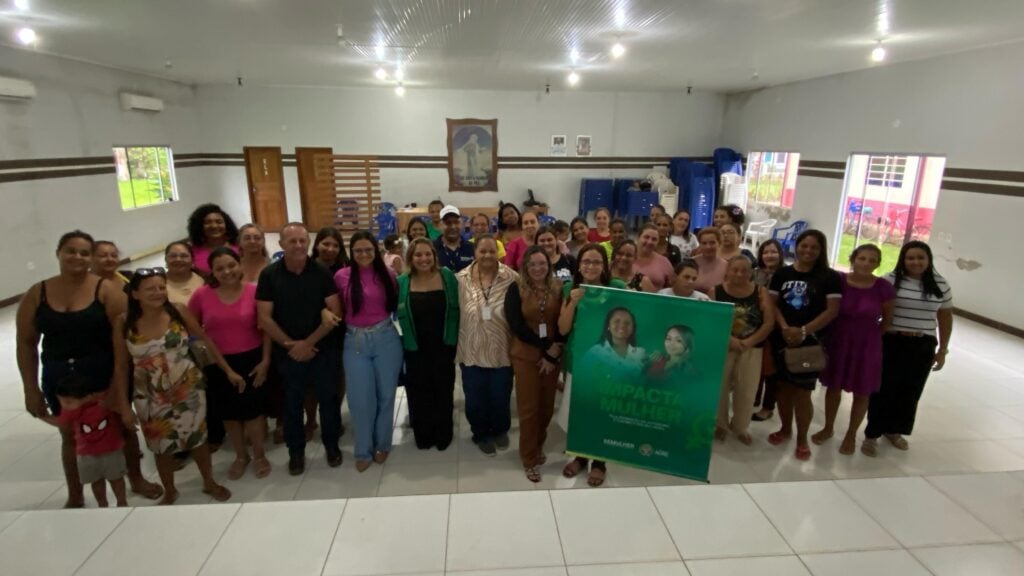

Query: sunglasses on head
[134,267,167,277]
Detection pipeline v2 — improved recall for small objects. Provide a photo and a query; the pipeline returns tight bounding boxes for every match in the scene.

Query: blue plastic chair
[538,214,557,228]
[622,190,660,230]
[771,220,809,259]
[578,178,614,217]
[375,213,397,240]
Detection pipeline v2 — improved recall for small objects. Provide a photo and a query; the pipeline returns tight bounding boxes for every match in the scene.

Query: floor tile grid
[64,507,137,576]
[833,476,1019,551]
[920,472,1024,544]
[315,498,353,576]
[544,491,571,569]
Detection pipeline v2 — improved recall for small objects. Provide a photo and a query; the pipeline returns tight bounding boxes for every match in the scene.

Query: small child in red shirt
[44,373,127,507]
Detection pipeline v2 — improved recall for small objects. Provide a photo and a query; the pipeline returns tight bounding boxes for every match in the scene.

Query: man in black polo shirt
[256,222,343,475]
[434,205,475,272]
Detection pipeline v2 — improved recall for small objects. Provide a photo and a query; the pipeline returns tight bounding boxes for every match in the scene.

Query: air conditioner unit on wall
[119,92,164,112]
[0,75,37,100]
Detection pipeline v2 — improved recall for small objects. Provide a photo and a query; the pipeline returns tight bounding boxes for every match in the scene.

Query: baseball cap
[440,205,461,219]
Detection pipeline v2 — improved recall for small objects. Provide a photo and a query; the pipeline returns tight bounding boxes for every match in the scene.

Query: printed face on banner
[566,287,733,481]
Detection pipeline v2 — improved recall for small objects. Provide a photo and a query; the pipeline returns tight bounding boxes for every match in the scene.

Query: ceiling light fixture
[14,0,30,11]
[570,48,580,64]
[611,42,626,59]
[395,84,406,97]
[615,7,626,28]
[375,67,388,80]
[375,43,386,60]
[567,70,580,86]
[394,67,405,82]
[871,41,887,62]
[16,27,36,45]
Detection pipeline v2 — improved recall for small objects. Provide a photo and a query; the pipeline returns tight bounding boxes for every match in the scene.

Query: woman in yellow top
[92,241,131,285]
[470,212,506,259]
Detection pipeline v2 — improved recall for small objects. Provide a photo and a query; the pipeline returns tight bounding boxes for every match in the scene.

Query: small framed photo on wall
[576,135,592,157]
[550,135,567,157]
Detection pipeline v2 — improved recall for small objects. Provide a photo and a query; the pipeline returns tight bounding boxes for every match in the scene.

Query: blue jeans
[278,347,340,459]
[460,364,513,443]
[344,320,403,461]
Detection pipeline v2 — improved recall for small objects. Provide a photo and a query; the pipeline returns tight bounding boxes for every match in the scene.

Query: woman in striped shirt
[862,241,953,457]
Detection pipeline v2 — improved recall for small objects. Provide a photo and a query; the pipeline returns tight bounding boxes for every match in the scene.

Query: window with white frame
[745,151,800,209]
[113,146,178,210]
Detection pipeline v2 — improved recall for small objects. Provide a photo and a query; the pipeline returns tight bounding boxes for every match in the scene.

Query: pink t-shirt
[633,253,675,290]
[335,266,397,327]
[695,256,728,295]
[191,244,240,276]
[504,237,529,271]
[187,283,262,355]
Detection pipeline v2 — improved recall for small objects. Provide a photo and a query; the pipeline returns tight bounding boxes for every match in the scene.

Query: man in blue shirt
[434,205,475,272]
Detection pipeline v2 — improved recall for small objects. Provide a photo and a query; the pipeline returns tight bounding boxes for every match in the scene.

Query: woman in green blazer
[396,238,460,450]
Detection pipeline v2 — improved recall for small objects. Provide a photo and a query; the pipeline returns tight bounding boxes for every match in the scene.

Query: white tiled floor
[3,278,1024,572]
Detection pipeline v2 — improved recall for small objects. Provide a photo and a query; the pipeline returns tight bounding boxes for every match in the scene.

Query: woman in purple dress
[811,244,895,455]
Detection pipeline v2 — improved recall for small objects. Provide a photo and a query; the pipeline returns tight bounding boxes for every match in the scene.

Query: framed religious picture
[576,135,592,157]
[550,134,567,156]
[446,118,498,192]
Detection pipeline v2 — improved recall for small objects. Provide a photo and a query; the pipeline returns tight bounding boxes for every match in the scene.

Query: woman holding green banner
[505,245,565,483]
[557,243,628,487]
[767,230,842,461]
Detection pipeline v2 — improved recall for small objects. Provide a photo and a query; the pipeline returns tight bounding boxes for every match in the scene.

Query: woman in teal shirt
[396,238,460,450]
[556,243,627,487]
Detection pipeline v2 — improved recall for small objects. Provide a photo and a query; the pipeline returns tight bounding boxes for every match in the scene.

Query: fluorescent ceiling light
[611,43,626,58]
[395,84,406,97]
[567,71,580,86]
[375,67,388,80]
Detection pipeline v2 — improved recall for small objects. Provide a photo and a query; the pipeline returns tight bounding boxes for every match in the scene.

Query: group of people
[15,198,953,505]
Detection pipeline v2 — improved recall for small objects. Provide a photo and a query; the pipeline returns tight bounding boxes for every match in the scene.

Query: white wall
[721,41,1024,328]
[0,47,234,300]
[195,85,726,220]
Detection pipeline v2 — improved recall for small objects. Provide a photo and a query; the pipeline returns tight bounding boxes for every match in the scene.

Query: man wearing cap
[434,205,475,272]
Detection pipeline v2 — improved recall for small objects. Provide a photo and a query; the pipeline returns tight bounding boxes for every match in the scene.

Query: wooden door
[295,146,334,229]
[243,147,288,230]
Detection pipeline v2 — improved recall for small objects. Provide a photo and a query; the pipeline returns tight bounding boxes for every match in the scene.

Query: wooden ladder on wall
[310,154,381,240]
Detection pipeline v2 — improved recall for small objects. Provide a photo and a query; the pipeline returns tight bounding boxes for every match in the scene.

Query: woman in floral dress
[114,268,237,505]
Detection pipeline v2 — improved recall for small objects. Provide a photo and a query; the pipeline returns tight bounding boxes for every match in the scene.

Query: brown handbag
[783,343,827,374]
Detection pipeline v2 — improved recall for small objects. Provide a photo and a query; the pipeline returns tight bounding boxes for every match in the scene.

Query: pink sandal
[794,445,812,461]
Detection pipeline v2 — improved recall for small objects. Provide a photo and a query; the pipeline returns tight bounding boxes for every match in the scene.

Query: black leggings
[865,333,937,439]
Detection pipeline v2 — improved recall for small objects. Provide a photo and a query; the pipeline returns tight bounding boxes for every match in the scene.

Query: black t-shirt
[552,254,577,284]
[255,258,338,346]
[769,265,842,329]
[434,237,475,272]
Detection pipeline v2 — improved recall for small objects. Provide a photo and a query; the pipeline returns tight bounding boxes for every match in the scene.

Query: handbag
[188,338,216,368]
[783,343,827,375]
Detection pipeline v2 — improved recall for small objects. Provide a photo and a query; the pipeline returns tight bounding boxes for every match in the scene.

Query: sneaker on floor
[288,455,306,476]
[478,439,497,456]
[494,433,510,450]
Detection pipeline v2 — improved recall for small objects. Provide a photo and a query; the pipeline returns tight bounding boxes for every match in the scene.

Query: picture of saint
[446,119,498,191]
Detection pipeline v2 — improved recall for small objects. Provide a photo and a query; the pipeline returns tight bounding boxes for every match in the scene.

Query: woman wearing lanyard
[396,238,460,450]
[456,234,518,456]
[335,231,402,472]
[505,245,565,482]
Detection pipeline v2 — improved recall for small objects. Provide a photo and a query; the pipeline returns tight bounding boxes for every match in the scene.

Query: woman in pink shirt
[504,209,540,271]
[335,231,402,472]
[188,248,272,480]
[187,204,240,277]
[693,227,728,294]
[633,224,675,291]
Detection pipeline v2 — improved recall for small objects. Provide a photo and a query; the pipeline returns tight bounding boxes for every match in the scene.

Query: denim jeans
[460,364,514,443]
[277,347,340,459]
[344,320,404,461]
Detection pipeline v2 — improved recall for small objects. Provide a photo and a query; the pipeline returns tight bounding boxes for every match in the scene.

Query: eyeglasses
[134,267,167,277]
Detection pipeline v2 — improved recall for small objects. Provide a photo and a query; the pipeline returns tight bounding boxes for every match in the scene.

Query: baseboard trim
[952,307,1024,340]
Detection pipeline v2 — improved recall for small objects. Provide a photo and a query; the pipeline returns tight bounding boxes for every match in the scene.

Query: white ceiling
[2,0,1024,93]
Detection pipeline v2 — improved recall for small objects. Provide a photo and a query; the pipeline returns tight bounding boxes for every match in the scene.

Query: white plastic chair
[743,218,777,248]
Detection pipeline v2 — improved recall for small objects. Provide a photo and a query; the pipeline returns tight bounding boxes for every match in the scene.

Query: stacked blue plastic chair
[612,178,635,218]
[669,158,717,230]
[538,214,557,228]
[578,178,614,218]
[374,202,398,240]
[713,148,744,195]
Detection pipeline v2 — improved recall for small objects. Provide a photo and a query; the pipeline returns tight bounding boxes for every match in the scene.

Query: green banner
[566,286,733,481]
